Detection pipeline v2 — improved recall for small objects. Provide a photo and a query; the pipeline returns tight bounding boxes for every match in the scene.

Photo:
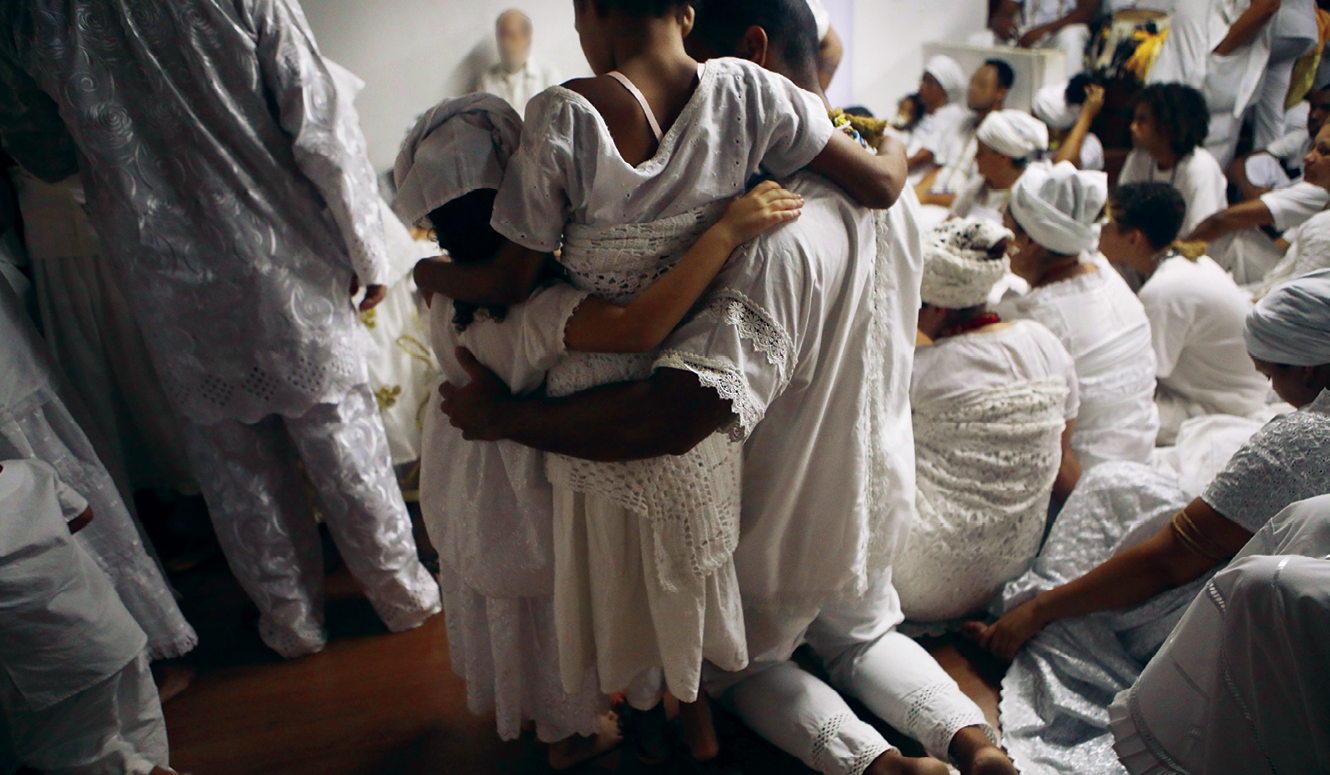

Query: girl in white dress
[398,94,804,768]
[413,0,907,765]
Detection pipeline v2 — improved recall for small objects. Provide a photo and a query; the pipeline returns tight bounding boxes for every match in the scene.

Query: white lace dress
[420,285,603,742]
[897,321,1078,623]
[995,255,1160,471]
[490,58,834,706]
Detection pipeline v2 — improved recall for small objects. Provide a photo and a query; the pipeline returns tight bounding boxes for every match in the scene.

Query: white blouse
[1118,148,1228,237]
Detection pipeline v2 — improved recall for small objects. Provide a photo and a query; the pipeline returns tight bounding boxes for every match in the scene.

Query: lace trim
[654,351,761,441]
[902,680,995,761]
[698,289,796,387]
[810,712,892,775]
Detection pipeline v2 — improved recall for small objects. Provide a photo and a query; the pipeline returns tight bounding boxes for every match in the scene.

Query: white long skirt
[438,562,604,743]
[552,488,747,707]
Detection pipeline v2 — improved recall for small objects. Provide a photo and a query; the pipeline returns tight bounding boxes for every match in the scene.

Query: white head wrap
[1245,269,1330,366]
[1032,83,1080,131]
[921,218,1014,309]
[1009,161,1107,256]
[392,94,523,229]
[976,110,1050,160]
[924,55,968,96]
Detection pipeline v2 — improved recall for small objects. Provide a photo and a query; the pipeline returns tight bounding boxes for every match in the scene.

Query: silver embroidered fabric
[544,206,743,591]
[179,384,440,658]
[896,379,1069,622]
[0,0,391,425]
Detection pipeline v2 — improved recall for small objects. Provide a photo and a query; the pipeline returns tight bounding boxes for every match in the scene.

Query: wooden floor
[162,536,1004,775]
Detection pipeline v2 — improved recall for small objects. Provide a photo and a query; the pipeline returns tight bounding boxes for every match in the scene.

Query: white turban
[392,94,523,230]
[1245,269,1330,366]
[921,218,1014,309]
[1009,161,1107,256]
[1032,83,1080,131]
[976,110,1049,160]
[924,55,968,95]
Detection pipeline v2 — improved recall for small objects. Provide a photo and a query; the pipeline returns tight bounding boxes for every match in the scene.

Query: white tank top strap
[606,70,664,142]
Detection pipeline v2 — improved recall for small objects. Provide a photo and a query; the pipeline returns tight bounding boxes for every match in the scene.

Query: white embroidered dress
[491,57,834,704]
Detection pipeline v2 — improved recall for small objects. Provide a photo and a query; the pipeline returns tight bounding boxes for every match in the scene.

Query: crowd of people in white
[0,1,1327,775]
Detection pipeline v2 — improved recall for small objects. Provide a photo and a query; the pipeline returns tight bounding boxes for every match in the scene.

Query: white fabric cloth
[1032,83,1079,130]
[807,0,833,43]
[393,95,524,231]
[1256,207,1330,297]
[1119,147,1228,239]
[924,55,968,95]
[898,322,1078,622]
[1109,494,1330,775]
[996,256,1160,469]
[1139,256,1269,443]
[1210,181,1329,286]
[1244,268,1330,366]
[0,278,197,661]
[1264,125,1311,175]
[1025,24,1092,80]
[976,110,1050,160]
[920,217,1014,308]
[949,176,1014,224]
[1149,413,1267,502]
[179,384,441,658]
[474,58,560,115]
[1010,161,1108,256]
[1260,174,1328,232]
[930,115,982,195]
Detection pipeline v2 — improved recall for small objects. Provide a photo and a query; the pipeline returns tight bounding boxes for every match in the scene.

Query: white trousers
[705,573,993,775]
[1,653,168,775]
[180,383,441,658]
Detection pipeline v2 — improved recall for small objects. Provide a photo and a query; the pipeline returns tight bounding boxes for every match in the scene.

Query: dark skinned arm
[1052,420,1081,504]
[439,348,734,461]
[1185,199,1275,244]
[807,131,907,210]
[413,241,547,307]
[1213,0,1281,56]
[1227,152,1275,202]
[908,148,937,172]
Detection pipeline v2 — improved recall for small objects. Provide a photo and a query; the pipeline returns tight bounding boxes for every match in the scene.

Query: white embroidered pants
[1,653,168,775]
[705,573,992,775]
[180,383,440,658]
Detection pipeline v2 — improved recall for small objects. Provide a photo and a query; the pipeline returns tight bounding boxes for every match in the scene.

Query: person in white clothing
[1101,183,1270,444]
[1118,83,1228,238]
[1251,123,1330,295]
[950,109,1049,223]
[474,10,560,115]
[0,0,443,659]
[906,56,973,184]
[922,60,1015,209]
[0,459,174,775]
[1228,87,1329,196]
[897,219,1081,624]
[997,162,1161,470]
[1032,77,1106,171]
[990,0,1097,79]
[440,3,1014,772]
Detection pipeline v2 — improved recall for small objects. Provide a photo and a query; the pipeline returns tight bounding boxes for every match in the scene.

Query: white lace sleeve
[654,246,802,441]
[744,62,836,178]
[251,0,390,286]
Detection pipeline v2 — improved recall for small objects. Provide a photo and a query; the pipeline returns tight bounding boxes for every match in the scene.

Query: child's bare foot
[152,663,196,705]
[866,749,951,775]
[548,712,622,771]
[949,726,1017,775]
[678,695,721,762]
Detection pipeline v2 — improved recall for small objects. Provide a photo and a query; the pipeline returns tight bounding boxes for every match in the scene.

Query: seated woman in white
[1110,493,1330,775]
[896,218,1082,623]
[967,270,1330,774]
[1032,77,1105,172]
[1101,182,1270,444]
[1119,84,1228,238]
[997,162,1160,471]
[950,110,1048,225]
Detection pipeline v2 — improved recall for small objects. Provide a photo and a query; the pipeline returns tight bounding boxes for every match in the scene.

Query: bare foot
[950,726,1017,775]
[866,749,951,775]
[153,663,196,705]
[548,712,622,771]
[678,695,721,761]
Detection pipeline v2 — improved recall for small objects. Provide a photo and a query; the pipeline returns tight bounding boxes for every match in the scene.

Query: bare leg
[678,695,720,761]
[950,726,1017,775]
[547,712,623,770]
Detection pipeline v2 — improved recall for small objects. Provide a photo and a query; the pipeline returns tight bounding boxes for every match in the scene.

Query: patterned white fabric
[920,218,1013,308]
[897,379,1070,622]
[0,0,392,425]
[179,384,441,658]
[1118,148,1228,238]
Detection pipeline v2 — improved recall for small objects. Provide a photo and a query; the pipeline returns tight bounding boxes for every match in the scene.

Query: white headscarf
[976,110,1049,160]
[1032,83,1080,131]
[921,218,1014,309]
[924,55,968,96]
[392,94,523,229]
[1245,269,1330,366]
[1009,161,1107,256]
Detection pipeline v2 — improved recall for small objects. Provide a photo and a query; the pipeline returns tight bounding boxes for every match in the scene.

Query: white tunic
[0,0,392,425]
[1118,148,1228,237]
[1257,208,1330,296]
[996,257,1160,470]
[949,176,1012,224]
[1139,256,1268,427]
[474,59,560,116]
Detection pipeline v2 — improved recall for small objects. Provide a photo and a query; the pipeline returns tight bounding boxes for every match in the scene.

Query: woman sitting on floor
[949,110,1048,224]
[966,269,1330,774]
[895,218,1081,624]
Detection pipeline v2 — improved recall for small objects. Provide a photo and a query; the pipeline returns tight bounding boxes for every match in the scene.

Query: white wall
[849,0,990,119]
[302,0,592,172]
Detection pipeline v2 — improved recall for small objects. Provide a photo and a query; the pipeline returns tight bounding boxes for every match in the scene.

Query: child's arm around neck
[807,124,908,210]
